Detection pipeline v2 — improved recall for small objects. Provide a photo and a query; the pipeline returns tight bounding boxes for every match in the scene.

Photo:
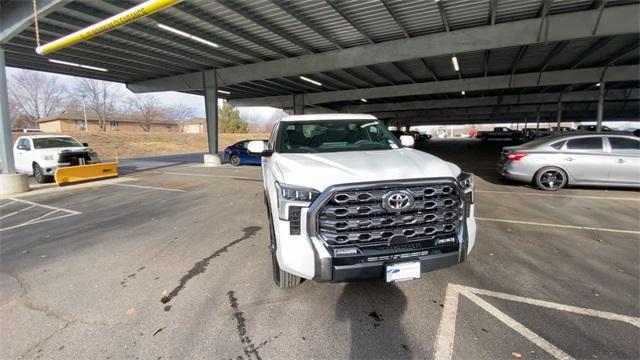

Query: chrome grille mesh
[317,182,462,246]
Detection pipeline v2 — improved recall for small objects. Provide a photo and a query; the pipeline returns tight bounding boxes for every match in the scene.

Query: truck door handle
[564,157,575,162]
[617,159,626,164]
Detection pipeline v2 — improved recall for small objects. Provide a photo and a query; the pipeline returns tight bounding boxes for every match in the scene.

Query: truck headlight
[41,154,55,161]
[275,182,320,220]
[457,172,474,204]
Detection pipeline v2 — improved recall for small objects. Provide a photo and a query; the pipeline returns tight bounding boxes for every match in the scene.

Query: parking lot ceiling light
[451,56,460,72]
[360,99,367,102]
[217,90,231,95]
[157,24,219,48]
[300,76,322,86]
[596,82,601,87]
[48,59,108,72]
[461,90,466,95]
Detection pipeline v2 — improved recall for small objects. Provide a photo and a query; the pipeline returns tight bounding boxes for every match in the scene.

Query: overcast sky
[6,67,281,123]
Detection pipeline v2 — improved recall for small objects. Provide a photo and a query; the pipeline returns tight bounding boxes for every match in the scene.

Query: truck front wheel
[32,163,50,184]
[266,194,302,288]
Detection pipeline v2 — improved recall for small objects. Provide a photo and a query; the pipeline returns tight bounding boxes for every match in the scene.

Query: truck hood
[37,147,89,155]
[273,148,460,191]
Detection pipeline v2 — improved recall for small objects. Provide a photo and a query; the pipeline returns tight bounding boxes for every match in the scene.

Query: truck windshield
[277,120,401,153]
[32,137,83,149]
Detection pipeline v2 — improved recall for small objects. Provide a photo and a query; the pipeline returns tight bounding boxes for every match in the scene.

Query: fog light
[335,247,358,256]
[436,237,456,245]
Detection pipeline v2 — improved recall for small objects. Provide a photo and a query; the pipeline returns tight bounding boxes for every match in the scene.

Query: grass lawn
[11,132,270,159]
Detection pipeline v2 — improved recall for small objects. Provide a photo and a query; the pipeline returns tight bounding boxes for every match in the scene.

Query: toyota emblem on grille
[382,191,414,212]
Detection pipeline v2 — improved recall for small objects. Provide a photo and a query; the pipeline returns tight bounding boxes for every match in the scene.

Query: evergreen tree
[218,102,248,133]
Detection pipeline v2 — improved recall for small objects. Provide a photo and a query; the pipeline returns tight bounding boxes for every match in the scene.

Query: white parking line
[462,291,574,360]
[105,183,186,192]
[476,217,640,235]
[0,205,36,221]
[162,171,261,181]
[433,284,640,360]
[0,200,16,209]
[476,190,640,202]
[0,198,81,232]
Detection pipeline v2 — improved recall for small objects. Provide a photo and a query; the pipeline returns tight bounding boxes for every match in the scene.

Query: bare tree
[128,95,161,132]
[8,70,67,128]
[75,78,124,131]
[163,103,195,123]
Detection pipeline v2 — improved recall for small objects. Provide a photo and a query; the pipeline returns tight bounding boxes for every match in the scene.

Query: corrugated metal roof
[2,0,638,121]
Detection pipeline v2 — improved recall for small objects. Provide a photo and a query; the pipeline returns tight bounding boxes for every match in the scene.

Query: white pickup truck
[13,135,100,183]
[248,114,476,288]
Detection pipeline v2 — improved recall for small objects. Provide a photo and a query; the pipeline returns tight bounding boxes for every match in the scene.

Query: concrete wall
[38,119,179,133]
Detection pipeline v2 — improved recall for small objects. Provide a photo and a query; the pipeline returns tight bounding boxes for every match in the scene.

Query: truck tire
[265,193,302,288]
[32,163,49,184]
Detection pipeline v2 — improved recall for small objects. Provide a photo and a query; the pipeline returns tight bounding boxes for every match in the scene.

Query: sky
[6,67,282,123]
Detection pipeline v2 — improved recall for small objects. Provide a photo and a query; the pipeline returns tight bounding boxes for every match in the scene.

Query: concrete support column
[0,45,15,174]
[596,81,605,132]
[0,45,29,194]
[203,70,221,167]
[556,100,563,129]
[293,94,304,115]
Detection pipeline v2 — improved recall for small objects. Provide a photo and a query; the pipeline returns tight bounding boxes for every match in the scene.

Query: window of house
[165,123,173,129]
[110,121,119,129]
[75,120,86,130]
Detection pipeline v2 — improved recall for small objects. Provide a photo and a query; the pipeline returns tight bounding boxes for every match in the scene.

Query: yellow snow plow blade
[54,163,118,185]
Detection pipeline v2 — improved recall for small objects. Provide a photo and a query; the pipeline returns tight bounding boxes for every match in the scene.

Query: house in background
[37,111,180,133]
[180,118,206,134]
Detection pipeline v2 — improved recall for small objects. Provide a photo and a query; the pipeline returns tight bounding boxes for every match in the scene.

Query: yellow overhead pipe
[36,0,182,55]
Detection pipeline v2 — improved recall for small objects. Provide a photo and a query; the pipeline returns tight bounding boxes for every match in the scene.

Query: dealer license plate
[385,261,421,282]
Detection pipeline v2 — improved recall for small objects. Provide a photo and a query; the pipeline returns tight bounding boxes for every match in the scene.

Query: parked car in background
[551,126,575,132]
[521,128,553,141]
[498,132,639,190]
[223,140,264,166]
[407,130,432,142]
[12,128,43,133]
[476,127,522,141]
[577,125,612,131]
[13,135,100,183]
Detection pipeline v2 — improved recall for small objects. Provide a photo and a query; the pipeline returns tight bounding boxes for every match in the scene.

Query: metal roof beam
[339,89,639,112]
[217,0,314,54]
[379,0,410,38]
[227,65,639,107]
[571,37,613,68]
[269,0,344,50]
[325,0,375,44]
[127,4,640,92]
[0,0,71,44]
[436,0,451,32]
[372,101,635,119]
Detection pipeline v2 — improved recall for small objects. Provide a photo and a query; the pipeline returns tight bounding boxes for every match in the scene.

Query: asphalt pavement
[1,139,638,360]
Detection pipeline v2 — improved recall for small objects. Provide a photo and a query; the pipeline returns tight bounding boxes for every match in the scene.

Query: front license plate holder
[385,261,421,282]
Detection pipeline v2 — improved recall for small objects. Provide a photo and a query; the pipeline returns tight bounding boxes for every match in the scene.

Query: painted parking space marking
[476,217,640,235]
[162,171,262,181]
[105,183,186,192]
[476,190,640,202]
[433,284,640,360]
[0,198,81,232]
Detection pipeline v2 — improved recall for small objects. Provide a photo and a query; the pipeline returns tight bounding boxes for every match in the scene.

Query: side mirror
[399,135,415,148]
[247,140,272,156]
[82,142,89,147]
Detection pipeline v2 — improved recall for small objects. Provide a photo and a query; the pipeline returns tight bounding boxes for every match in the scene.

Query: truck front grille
[315,181,462,247]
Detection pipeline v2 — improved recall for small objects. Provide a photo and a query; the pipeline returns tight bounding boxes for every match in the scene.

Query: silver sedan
[497,132,640,190]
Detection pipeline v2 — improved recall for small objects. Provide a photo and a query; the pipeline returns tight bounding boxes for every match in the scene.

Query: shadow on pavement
[336,282,411,360]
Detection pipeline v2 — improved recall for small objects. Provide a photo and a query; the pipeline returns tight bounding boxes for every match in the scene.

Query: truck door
[13,138,32,173]
[606,136,640,185]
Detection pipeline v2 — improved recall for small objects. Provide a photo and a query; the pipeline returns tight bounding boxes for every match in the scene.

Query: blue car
[223,140,264,166]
